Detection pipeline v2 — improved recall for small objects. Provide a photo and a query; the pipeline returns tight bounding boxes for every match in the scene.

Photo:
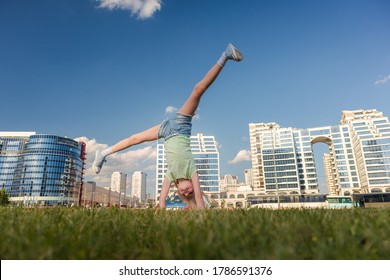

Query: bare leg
[178,43,243,116]
[93,124,160,174]
[112,124,160,153]
[178,64,222,116]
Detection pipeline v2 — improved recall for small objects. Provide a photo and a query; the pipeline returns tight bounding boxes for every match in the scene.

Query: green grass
[0,207,389,260]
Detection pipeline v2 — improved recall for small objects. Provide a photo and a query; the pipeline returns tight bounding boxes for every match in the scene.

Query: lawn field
[0,207,389,260]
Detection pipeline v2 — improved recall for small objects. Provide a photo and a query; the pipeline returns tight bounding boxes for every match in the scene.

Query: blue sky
[1,0,390,195]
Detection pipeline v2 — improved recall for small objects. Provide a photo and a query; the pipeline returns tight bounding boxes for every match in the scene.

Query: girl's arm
[191,173,205,209]
[158,177,171,209]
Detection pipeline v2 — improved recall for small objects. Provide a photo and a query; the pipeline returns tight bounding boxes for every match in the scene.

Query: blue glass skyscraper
[0,132,86,206]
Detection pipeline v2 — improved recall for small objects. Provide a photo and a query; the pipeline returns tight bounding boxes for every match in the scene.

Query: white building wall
[111,172,127,194]
[132,171,147,201]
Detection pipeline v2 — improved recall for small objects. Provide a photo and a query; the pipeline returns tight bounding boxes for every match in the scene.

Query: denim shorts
[158,113,193,140]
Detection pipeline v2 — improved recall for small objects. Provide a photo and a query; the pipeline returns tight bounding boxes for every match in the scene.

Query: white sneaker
[225,43,243,61]
[92,150,106,174]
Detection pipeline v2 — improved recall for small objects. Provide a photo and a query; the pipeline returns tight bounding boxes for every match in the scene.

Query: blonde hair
[178,192,212,209]
[178,193,197,209]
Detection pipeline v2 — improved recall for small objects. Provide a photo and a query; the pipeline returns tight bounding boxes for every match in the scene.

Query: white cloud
[165,106,178,114]
[228,150,251,164]
[97,0,162,19]
[74,136,156,188]
[374,74,390,85]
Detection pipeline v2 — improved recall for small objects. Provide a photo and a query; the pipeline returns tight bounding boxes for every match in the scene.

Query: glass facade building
[0,132,86,206]
[249,109,390,195]
[155,133,220,200]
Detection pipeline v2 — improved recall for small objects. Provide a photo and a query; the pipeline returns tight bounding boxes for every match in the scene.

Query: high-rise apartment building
[0,132,85,205]
[340,109,390,194]
[111,171,127,194]
[155,133,220,200]
[131,171,147,201]
[244,168,253,187]
[249,109,390,195]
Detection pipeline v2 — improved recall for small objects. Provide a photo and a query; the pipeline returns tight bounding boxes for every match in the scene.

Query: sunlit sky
[1,0,389,195]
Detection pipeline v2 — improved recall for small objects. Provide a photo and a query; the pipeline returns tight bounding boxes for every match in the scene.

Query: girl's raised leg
[179,43,243,116]
[178,64,223,116]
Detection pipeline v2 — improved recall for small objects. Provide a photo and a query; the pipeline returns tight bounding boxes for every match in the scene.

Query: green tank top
[164,136,197,183]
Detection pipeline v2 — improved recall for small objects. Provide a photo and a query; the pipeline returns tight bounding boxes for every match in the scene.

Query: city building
[131,171,147,201]
[155,133,220,201]
[219,174,239,192]
[244,168,253,187]
[111,171,127,194]
[249,109,390,196]
[80,181,134,208]
[340,109,390,194]
[111,171,127,206]
[323,153,335,195]
[0,132,85,206]
[207,188,255,209]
